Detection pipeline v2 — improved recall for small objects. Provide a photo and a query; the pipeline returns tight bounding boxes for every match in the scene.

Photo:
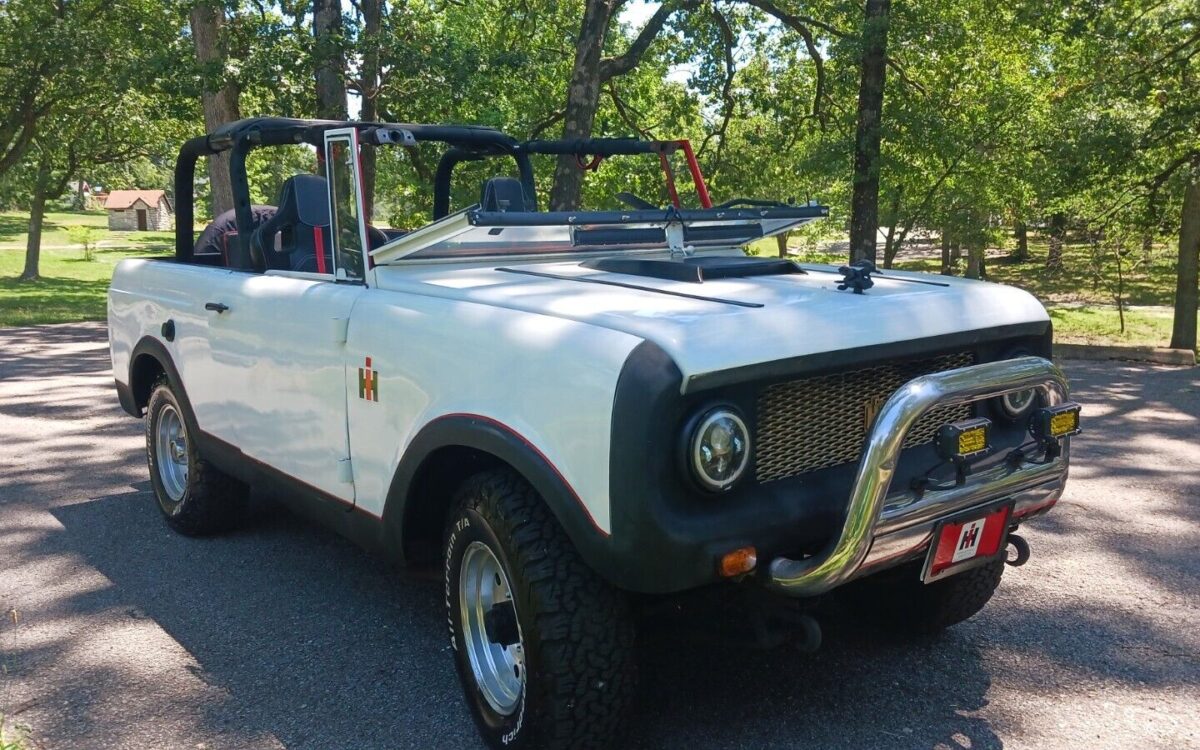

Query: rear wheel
[444,470,636,750]
[841,558,1005,635]
[146,376,247,535]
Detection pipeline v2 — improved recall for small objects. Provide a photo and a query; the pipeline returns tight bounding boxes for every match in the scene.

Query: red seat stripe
[313,226,327,273]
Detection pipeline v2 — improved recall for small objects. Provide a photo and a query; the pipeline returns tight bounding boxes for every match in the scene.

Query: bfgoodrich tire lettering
[444,470,636,750]
[146,376,248,535]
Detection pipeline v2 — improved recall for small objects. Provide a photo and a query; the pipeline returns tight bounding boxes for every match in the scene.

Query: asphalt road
[1,323,1197,750]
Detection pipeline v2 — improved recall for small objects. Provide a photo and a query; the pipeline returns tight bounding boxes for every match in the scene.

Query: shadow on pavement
[43,488,480,750]
[47,484,1013,750]
[5,325,1197,750]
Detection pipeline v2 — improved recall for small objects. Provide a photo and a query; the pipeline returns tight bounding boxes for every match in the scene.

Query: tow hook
[1006,533,1031,567]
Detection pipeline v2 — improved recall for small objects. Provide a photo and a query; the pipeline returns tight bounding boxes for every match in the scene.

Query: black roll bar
[173,117,531,262]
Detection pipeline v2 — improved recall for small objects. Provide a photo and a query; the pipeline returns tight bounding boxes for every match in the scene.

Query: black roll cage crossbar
[174,117,723,263]
[174,116,530,263]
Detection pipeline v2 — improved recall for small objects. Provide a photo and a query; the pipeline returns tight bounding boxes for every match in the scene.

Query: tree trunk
[880,188,902,268]
[1169,176,1200,351]
[940,231,952,275]
[20,159,52,281]
[1046,212,1066,270]
[189,2,241,218]
[549,0,614,211]
[950,240,961,267]
[847,0,891,264]
[314,0,349,120]
[358,0,384,222]
[966,244,985,279]
[775,232,790,257]
[1012,220,1029,261]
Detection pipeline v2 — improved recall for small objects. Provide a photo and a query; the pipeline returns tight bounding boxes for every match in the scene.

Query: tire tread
[449,469,635,750]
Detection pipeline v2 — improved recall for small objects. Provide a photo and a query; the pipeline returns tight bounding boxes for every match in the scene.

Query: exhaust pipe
[1006,533,1030,567]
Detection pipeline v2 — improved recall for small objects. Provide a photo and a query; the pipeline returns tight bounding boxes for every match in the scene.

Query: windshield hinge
[666,222,694,259]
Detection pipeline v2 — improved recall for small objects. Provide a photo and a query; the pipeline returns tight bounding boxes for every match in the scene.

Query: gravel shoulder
[1,323,1197,749]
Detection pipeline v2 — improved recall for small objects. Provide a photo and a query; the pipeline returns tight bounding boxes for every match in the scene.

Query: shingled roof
[104,190,170,210]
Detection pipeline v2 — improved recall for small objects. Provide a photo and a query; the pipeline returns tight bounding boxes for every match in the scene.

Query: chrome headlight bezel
[992,348,1043,422]
[998,387,1040,419]
[686,406,752,493]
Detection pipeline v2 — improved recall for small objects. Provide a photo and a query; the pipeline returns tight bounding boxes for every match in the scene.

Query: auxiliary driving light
[934,417,993,461]
[1031,402,1082,442]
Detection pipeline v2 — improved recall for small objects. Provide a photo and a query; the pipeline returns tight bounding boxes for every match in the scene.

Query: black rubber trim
[684,321,1053,393]
[192,429,393,561]
[128,336,187,414]
[381,413,616,577]
[495,267,763,308]
[115,378,140,417]
[599,328,1057,595]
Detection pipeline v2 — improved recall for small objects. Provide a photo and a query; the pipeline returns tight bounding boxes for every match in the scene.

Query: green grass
[888,236,1185,350]
[0,716,31,750]
[0,210,172,327]
[1047,305,1175,347]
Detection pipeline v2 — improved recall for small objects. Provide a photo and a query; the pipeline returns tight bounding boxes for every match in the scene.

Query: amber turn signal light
[719,546,757,577]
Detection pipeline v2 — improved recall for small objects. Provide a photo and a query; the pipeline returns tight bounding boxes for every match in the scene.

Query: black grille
[755,352,976,482]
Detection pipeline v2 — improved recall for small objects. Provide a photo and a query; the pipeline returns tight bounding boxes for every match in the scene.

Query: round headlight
[690,408,750,492]
[993,347,1042,421]
[999,387,1038,419]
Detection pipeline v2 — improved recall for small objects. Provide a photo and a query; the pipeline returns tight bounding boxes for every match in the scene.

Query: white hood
[374,256,1050,386]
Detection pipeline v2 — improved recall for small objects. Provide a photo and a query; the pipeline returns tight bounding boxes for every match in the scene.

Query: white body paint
[110,248,1049,535]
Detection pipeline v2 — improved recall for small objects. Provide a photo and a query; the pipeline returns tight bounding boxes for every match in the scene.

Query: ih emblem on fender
[863,394,888,431]
[358,357,379,402]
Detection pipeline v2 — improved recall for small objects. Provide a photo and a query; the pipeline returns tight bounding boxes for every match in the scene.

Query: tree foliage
[0,0,1196,346]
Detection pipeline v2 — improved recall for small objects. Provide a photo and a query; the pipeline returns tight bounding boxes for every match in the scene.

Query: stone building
[105,190,173,231]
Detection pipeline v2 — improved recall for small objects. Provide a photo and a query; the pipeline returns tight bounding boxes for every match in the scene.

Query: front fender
[382,413,616,579]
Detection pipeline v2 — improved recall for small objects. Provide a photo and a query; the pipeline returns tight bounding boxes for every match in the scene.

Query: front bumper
[766,356,1071,596]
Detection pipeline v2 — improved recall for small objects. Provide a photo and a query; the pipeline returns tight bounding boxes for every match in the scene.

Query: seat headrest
[278,174,330,227]
[480,177,531,213]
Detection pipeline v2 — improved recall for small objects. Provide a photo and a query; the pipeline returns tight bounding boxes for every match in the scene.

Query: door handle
[204,302,229,314]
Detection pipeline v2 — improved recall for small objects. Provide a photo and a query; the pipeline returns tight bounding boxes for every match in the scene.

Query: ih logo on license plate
[952,519,986,562]
[924,504,1012,583]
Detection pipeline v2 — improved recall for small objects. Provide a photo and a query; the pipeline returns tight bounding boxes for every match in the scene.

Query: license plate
[922,502,1013,583]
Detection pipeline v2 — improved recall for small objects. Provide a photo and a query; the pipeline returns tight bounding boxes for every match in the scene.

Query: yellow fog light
[935,417,993,461]
[1033,402,1082,441]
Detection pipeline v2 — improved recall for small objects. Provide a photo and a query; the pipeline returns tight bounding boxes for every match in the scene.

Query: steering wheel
[615,192,659,210]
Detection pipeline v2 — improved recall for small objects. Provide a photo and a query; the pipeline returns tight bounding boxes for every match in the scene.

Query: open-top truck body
[108,117,1079,749]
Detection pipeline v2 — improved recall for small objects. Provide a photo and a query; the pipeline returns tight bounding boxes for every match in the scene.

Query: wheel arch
[383,414,614,577]
[122,337,188,417]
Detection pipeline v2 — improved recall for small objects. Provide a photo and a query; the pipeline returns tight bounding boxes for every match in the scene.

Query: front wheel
[444,470,636,750]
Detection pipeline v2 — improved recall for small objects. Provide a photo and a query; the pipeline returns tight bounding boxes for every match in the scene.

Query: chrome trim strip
[853,478,1065,579]
[766,356,1070,596]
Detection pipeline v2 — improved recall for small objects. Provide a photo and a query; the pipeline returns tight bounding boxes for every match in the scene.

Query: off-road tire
[146,376,248,535]
[444,470,636,750]
[842,558,1004,635]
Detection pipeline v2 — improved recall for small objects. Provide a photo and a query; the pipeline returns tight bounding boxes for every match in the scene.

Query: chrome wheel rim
[155,404,188,503]
[459,541,525,716]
